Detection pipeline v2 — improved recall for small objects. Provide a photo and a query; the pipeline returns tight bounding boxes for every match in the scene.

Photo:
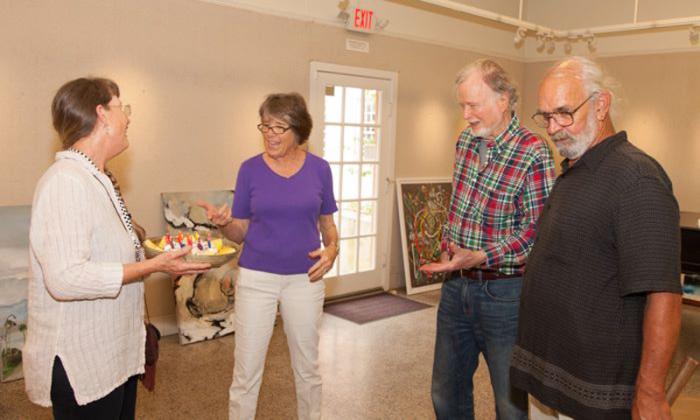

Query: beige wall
[0,0,523,318]
[522,53,700,213]
[6,0,697,322]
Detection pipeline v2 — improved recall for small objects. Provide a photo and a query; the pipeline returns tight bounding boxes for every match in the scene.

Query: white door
[309,62,397,298]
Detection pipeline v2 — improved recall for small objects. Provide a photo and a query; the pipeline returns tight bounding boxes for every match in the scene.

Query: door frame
[309,61,398,296]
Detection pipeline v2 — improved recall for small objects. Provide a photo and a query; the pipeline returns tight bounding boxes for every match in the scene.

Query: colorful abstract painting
[396,179,452,294]
[0,206,30,381]
[161,191,239,344]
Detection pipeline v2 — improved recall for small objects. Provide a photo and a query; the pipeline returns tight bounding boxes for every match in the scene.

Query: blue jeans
[431,276,527,420]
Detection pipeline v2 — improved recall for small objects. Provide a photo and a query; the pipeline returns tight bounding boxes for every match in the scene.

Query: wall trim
[521,44,700,63]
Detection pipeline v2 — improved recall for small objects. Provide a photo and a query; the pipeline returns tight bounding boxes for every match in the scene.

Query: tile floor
[1,290,698,419]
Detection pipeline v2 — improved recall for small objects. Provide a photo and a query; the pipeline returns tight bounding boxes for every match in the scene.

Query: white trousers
[529,395,575,420]
[228,268,325,420]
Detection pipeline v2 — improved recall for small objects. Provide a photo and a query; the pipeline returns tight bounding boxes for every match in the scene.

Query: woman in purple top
[200,93,338,420]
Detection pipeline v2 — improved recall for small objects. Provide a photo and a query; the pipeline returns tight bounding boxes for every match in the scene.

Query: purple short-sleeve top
[232,152,337,274]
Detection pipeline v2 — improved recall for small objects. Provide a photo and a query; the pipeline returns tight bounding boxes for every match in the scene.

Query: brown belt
[450,269,522,281]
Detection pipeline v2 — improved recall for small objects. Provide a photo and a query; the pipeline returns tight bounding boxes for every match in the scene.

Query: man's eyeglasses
[109,103,131,117]
[257,123,291,135]
[531,92,597,129]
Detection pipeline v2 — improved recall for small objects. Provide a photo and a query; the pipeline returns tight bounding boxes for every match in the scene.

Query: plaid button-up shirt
[442,115,556,275]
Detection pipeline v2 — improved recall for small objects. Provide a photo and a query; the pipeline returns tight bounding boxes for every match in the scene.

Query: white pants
[228,268,325,420]
[529,395,575,420]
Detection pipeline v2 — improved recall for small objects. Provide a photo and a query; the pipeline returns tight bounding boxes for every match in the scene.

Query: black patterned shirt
[511,131,682,420]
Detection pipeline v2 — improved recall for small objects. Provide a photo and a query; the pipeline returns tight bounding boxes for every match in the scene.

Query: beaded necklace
[67,148,144,262]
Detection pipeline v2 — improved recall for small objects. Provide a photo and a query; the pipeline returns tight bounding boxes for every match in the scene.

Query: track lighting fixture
[690,26,700,43]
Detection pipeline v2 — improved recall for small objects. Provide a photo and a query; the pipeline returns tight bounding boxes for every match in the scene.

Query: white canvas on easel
[0,205,31,382]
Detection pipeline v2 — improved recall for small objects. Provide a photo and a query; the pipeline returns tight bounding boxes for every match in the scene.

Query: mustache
[551,131,572,142]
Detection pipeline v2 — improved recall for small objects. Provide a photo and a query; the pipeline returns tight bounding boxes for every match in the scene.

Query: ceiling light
[564,39,573,54]
[690,26,700,43]
[545,33,555,53]
[536,31,546,51]
[584,32,596,51]
[513,27,527,45]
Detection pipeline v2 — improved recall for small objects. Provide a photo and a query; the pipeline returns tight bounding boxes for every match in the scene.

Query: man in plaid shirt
[421,59,555,419]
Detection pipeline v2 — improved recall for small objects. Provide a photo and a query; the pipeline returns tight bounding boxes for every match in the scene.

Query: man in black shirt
[510,57,682,420]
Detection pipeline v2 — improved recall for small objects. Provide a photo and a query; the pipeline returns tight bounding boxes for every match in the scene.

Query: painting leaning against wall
[396,178,452,295]
[161,191,240,345]
[0,206,31,382]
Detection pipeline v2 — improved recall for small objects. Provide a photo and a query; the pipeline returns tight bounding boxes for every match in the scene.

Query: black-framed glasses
[531,92,597,128]
[257,123,291,134]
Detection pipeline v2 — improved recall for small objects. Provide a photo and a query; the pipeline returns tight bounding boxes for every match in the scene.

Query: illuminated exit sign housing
[347,7,374,33]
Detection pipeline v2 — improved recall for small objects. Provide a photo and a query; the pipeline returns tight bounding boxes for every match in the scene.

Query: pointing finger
[196,200,214,212]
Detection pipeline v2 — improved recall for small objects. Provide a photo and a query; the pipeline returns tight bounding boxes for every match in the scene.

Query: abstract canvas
[161,191,239,344]
[0,206,31,381]
[396,179,452,294]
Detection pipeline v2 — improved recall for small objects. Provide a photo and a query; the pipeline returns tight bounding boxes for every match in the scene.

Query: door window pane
[333,204,340,230]
[362,127,380,162]
[343,126,361,162]
[342,164,359,200]
[324,125,341,162]
[330,164,340,200]
[324,86,342,123]
[339,238,358,275]
[360,164,377,199]
[328,257,338,277]
[344,87,362,124]
[364,89,380,124]
[359,200,377,235]
[340,201,359,238]
[358,236,375,272]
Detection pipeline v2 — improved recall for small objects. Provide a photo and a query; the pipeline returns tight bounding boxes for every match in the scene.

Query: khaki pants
[228,268,325,420]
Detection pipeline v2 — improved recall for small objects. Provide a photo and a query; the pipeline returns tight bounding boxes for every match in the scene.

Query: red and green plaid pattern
[443,116,556,275]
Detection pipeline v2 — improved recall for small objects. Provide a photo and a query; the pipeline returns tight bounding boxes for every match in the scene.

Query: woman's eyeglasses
[257,123,291,134]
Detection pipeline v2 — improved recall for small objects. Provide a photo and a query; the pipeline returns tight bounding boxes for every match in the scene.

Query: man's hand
[631,292,681,420]
[419,243,487,273]
[632,386,671,420]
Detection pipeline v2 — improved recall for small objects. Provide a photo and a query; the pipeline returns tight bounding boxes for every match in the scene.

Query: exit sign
[348,7,374,33]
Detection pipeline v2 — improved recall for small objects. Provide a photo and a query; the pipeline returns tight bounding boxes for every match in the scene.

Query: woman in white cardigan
[25,77,209,419]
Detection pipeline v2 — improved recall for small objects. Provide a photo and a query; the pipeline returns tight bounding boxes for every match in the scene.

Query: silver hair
[551,56,620,119]
[455,59,519,112]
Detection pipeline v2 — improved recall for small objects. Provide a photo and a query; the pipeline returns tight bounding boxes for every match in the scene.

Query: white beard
[551,111,599,160]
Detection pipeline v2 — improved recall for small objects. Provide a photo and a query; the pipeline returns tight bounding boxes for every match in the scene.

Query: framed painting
[161,191,239,344]
[396,178,452,295]
[0,206,31,382]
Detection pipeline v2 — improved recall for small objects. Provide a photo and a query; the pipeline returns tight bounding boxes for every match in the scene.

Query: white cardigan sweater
[25,151,145,406]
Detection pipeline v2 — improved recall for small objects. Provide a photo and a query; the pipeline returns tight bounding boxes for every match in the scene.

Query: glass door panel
[310,63,396,297]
